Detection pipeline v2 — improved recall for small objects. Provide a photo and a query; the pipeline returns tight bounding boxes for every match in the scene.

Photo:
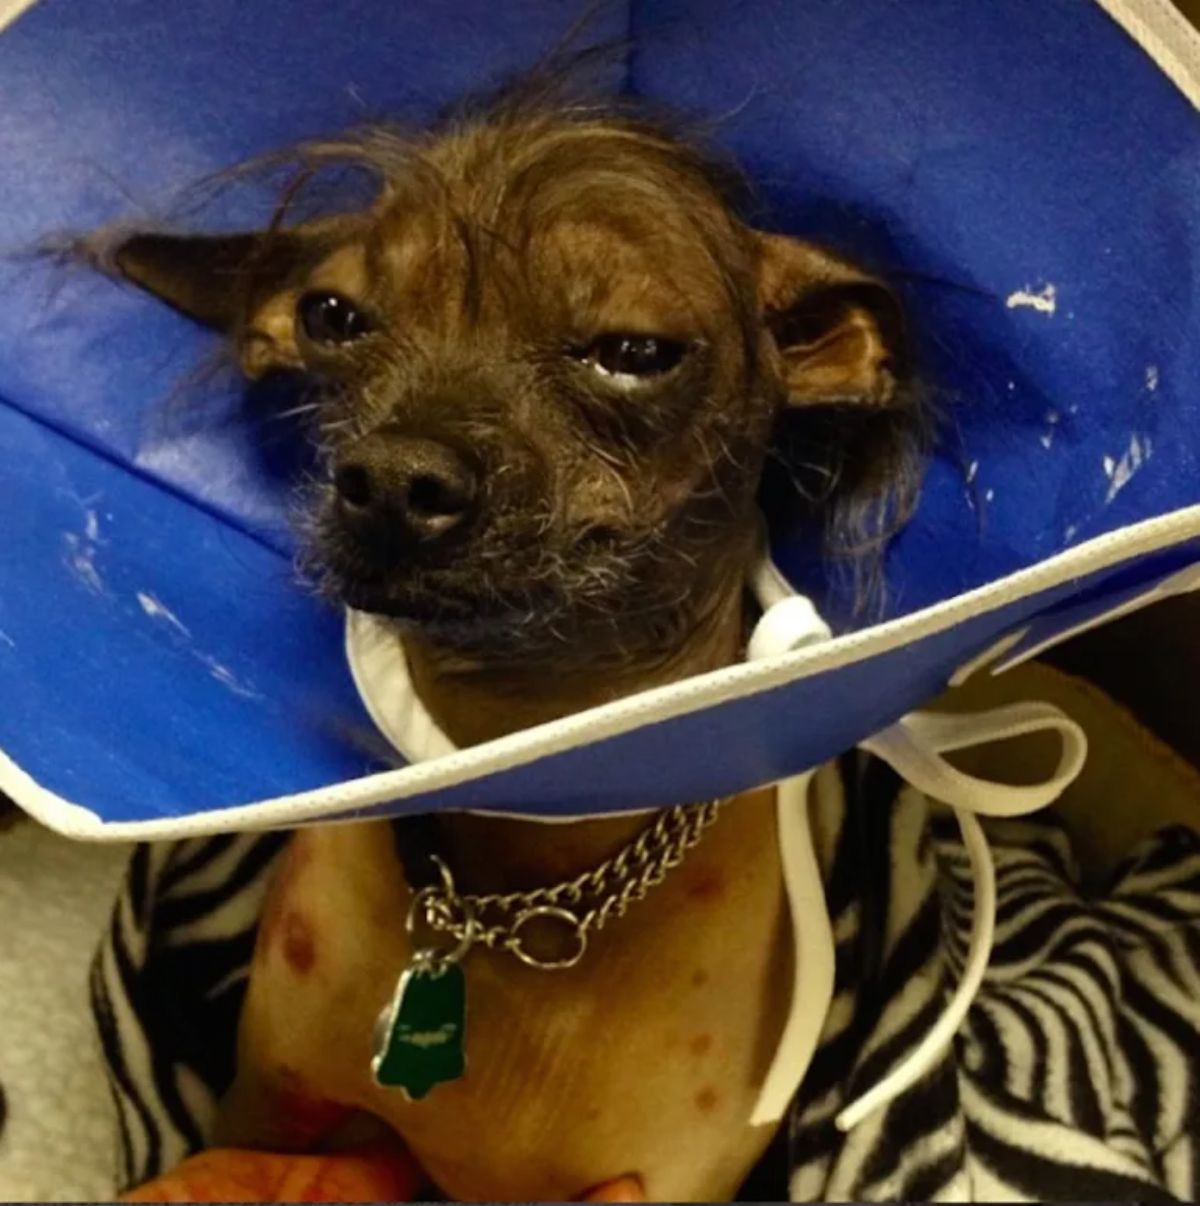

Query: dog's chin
[336,569,566,661]
[333,562,684,668]
[339,580,483,624]
[315,519,736,667]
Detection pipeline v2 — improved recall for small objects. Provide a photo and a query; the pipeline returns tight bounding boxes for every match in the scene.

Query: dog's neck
[399,578,753,892]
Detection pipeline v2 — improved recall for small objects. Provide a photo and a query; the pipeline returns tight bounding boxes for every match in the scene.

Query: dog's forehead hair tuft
[285,105,742,225]
[414,118,753,323]
[323,101,745,208]
[290,111,759,341]
[436,115,740,213]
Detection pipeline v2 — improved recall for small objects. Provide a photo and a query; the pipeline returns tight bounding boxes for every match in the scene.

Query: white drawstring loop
[745,564,1088,1133]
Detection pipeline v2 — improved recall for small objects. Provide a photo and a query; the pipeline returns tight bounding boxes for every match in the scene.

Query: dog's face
[101,109,909,667]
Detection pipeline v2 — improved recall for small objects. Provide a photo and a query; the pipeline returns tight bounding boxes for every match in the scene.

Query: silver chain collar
[407,800,725,972]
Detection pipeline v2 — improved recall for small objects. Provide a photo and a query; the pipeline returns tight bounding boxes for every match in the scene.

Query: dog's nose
[333,429,478,549]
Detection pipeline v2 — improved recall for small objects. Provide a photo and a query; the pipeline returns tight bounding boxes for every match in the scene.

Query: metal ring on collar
[407,858,477,970]
[509,904,589,970]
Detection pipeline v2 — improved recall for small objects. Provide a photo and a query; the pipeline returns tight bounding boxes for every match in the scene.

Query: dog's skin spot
[691,968,709,988]
[688,1033,713,1058]
[273,1066,352,1146]
[258,841,313,954]
[694,1086,719,1114]
[685,869,725,903]
[282,910,316,974]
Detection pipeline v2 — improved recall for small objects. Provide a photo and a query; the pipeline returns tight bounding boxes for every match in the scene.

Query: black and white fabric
[89,766,1200,1201]
[90,832,285,1189]
[789,755,1200,1202]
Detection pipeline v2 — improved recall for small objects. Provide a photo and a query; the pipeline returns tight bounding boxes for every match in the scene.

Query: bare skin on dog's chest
[225,790,788,1202]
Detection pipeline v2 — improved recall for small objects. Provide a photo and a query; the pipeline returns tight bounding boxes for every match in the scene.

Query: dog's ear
[755,233,906,409]
[103,225,327,378]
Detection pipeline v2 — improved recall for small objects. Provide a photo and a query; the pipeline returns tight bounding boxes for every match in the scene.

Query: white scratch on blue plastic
[1146,365,1159,392]
[57,488,101,511]
[62,532,104,595]
[60,502,109,595]
[201,658,262,700]
[1005,284,1057,316]
[1104,434,1152,504]
[1039,409,1060,451]
[134,589,259,698]
[137,592,192,638]
[0,630,14,650]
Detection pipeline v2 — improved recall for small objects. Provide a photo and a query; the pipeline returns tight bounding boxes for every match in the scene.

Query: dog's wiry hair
[762,383,933,614]
[72,63,930,666]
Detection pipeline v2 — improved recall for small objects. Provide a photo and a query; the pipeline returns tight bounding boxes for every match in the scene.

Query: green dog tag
[371,962,467,1100]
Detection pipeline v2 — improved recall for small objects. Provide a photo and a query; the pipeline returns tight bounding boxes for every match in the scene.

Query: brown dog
[91,81,922,1202]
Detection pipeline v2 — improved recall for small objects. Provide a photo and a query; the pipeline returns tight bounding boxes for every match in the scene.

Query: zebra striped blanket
[91,759,1200,1201]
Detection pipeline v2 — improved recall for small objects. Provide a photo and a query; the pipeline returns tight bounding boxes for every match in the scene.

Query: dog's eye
[297,291,373,346]
[582,335,686,382]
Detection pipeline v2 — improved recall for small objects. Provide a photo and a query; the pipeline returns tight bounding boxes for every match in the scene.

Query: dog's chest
[236,802,790,1200]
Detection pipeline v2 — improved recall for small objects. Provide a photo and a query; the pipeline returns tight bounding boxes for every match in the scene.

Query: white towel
[0,822,130,1201]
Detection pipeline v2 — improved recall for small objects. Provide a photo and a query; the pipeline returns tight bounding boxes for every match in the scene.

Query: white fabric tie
[744,586,1088,1131]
